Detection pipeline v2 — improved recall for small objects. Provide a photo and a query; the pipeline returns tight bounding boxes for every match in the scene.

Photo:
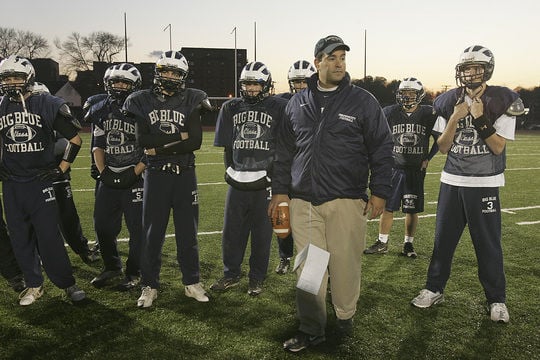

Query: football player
[212,61,288,295]
[86,63,146,291]
[123,51,210,307]
[364,78,438,257]
[273,60,316,274]
[30,83,100,265]
[0,55,86,305]
[411,45,525,324]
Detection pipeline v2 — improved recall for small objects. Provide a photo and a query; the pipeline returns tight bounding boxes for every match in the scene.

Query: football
[272,202,291,239]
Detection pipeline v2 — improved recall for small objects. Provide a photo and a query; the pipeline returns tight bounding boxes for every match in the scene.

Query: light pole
[231,27,237,97]
[163,24,172,51]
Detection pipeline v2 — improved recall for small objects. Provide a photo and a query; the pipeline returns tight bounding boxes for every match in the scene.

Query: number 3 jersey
[433,86,519,187]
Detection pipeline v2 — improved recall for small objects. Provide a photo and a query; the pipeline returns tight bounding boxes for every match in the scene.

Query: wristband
[62,142,81,163]
[472,115,496,140]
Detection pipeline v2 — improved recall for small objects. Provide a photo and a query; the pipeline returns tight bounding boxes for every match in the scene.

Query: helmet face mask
[396,77,425,110]
[287,60,316,93]
[239,61,272,103]
[455,45,494,89]
[106,63,142,103]
[0,55,35,100]
[154,51,189,95]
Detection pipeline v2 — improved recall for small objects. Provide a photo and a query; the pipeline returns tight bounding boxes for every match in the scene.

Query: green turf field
[0,131,538,359]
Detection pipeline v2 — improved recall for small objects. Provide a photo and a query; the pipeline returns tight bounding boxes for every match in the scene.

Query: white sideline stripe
[72,181,227,192]
[517,221,540,225]
[98,205,540,244]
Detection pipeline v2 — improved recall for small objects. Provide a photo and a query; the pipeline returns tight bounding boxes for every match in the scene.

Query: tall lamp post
[163,24,172,51]
[231,27,237,97]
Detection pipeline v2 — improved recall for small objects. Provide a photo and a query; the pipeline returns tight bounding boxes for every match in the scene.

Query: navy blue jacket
[272,73,393,205]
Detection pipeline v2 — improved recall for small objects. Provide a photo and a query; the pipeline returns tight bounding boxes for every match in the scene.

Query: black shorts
[385,167,425,213]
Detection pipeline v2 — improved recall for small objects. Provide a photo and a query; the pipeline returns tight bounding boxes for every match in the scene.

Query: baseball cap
[314,35,350,57]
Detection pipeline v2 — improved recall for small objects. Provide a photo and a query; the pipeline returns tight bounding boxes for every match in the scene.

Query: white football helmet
[287,60,316,93]
[455,45,494,89]
[0,55,36,100]
[32,81,50,94]
[239,61,272,103]
[107,63,142,102]
[396,77,425,109]
[154,50,189,94]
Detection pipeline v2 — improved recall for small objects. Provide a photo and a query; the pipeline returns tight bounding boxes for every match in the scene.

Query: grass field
[0,131,539,360]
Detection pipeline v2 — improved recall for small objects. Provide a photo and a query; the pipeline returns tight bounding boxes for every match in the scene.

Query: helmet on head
[106,63,142,102]
[287,60,316,93]
[32,81,50,94]
[103,65,115,92]
[154,50,189,94]
[239,61,272,103]
[455,45,494,89]
[396,77,425,109]
[0,55,35,100]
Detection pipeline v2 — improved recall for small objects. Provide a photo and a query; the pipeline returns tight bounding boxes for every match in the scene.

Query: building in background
[20,48,248,126]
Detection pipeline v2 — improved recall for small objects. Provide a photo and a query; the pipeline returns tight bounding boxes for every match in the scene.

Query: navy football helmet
[154,50,189,94]
[239,61,272,103]
[455,45,494,89]
[0,55,35,100]
[396,77,425,109]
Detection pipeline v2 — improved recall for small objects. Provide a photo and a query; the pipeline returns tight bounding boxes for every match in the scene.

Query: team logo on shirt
[450,116,490,155]
[240,122,262,139]
[397,133,420,147]
[107,130,126,146]
[7,124,37,143]
[158,121,180,134]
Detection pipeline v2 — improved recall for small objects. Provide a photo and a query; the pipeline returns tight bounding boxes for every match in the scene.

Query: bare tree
[0,27,50,58]
[55,31,125,76]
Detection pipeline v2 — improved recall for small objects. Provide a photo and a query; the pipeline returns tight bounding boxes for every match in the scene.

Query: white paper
[293,243,330,295]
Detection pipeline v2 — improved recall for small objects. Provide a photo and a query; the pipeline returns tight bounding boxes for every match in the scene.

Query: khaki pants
[290,198,367,336]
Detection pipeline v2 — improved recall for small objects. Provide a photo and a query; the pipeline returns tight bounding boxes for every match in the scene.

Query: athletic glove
[37,167,64,181]
[90,164,100,180]
[99,166,139,189]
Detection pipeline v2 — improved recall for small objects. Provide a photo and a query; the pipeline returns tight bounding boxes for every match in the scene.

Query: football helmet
[32,81,50,94]
[0,55,35,100]
[287,60,316,93]
[396,77,425,109]
[239,61,272,103]
[103,65,115,92]
[154,50,189,94]
[106,63,142,102]
[455,45,494,89]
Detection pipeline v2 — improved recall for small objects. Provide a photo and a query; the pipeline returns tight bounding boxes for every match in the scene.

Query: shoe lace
[19,287,39,300]
[141,286,152,297]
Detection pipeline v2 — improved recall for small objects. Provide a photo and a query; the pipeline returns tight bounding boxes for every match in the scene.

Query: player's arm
[53,104,82,172]
[151,105,203,155]
[134,118,184,149]
[469,97,506,155]
[437,100,469,154]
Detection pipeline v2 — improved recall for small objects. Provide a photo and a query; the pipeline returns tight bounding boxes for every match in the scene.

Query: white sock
[378,234,389,243]
[404,236,414,243]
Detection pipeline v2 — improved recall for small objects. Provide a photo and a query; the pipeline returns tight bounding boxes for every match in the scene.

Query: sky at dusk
[3,0,539,94]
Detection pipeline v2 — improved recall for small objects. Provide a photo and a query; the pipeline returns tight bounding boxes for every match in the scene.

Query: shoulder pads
[59,103,82,130]
[506,98,525,116]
